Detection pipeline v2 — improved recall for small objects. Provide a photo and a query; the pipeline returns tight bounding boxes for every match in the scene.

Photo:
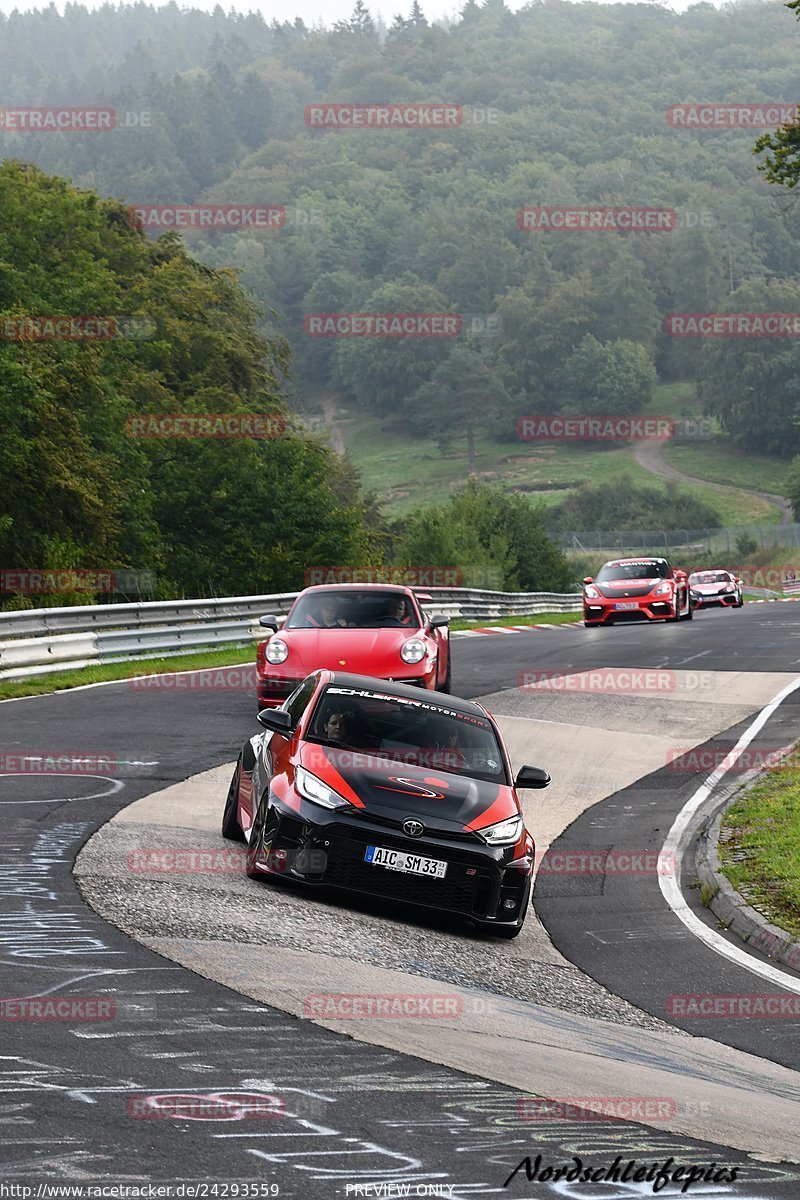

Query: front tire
[221,762,245,841]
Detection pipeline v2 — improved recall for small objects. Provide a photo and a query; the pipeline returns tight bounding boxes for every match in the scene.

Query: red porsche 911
[583,557,692,626]
[256,584,451,708]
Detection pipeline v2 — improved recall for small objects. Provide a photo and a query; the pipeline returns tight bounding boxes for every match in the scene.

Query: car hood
[277,628,424,673]
[595,576,669,598]
[691,582,730,593]
[298,744,517,835]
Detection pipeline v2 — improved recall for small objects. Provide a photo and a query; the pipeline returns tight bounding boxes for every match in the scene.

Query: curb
[694,790,800,973]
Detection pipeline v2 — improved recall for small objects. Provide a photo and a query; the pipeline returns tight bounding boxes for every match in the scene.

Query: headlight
[584,585,600,599]
[722,584,733,592]
[478,814,523,846]
[265,638,289,664]
[295,766,349,810]
[653,582,673,596]
[400,638,427,665]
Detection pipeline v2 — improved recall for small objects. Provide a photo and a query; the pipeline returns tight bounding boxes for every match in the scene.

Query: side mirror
[256,708,293,735]
[429,614,450,629]
[583,576,593,585]
[259,614,279,631]
[515,765,550,789]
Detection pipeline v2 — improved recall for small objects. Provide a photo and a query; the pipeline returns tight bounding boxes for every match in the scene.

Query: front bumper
[257,664,436,708]
[692,592,738,608]
[584,593,675,624]
[250,794,531,929]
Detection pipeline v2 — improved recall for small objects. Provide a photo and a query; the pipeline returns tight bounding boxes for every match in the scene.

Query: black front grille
[599,584,656,599]
[325,852,478,913]
[323,834,486,914]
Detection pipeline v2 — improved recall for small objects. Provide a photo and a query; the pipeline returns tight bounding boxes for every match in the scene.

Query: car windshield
[690,572,731,585]
[307,685,508,784]
[596,561,669,582]
[286,590,419,630]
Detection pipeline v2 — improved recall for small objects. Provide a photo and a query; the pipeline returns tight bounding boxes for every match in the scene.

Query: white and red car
[583,557,692,626]
[688,569,743,609]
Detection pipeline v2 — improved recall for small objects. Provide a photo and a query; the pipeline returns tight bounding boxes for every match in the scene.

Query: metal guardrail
[0,587,583,681]
[554,523,800,556]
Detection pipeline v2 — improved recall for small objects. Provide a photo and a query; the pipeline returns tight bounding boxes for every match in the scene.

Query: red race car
[256,584,451,708]
[689,569,743,609]
[222,670,550,938]
[583,557,692,626]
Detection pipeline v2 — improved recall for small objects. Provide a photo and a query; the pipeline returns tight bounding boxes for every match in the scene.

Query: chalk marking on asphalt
[660,671,800,992]
[675,649,712,666]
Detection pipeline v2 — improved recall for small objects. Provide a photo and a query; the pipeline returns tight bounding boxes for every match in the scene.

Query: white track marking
[659,672,800,991]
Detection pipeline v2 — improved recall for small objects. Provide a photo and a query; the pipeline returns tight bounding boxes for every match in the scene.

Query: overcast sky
[0,0,720,31]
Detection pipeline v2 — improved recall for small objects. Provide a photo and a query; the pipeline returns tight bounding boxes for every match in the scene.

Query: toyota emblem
[402,818,425,838]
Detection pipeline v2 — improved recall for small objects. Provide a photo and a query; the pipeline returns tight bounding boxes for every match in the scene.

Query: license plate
[614,602,639,610]
[364,845,447,879]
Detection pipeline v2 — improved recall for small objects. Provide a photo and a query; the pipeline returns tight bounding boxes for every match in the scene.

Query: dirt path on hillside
[320,394,346,455]
[633,438,792,524]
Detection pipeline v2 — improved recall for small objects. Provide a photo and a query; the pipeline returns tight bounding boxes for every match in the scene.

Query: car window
[596,561,669,582]
[283,676,317,727]
[307,685,508,784]
[690,571,731,584]
[285,590,419,629]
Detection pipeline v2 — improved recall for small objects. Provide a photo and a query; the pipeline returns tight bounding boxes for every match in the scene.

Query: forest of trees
[2,0,798,454]
[2,0,800,596]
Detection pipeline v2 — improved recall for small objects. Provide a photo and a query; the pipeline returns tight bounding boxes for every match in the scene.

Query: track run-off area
[3,603,800,1196]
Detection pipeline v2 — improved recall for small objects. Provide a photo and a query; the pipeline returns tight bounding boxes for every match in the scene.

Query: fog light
[502,898,517,910]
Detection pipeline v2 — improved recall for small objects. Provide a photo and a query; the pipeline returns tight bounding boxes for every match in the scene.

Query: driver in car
[309,597,349,628]
[385,596,412,626]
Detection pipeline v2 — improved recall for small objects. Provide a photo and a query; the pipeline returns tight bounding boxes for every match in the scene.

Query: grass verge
[0,643,260,703]
[718,760,800,940]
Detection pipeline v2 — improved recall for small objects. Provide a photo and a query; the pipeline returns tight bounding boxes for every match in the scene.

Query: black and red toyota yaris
[221,671,549,938]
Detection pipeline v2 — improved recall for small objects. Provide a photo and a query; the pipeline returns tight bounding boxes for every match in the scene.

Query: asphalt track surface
[3,603,800,1196]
